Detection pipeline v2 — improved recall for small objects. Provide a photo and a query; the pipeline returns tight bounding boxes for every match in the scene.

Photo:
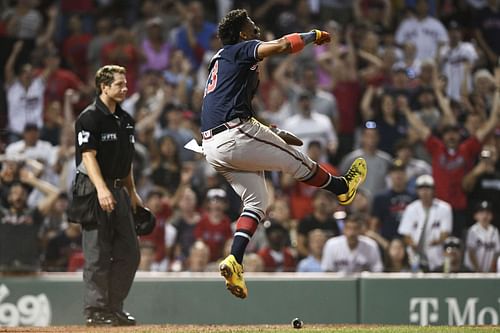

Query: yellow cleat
[219,254,248,299]
[337,157,367,206]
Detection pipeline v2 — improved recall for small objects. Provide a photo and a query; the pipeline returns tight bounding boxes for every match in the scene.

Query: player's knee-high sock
[231,210,260,264]
[303,164,348,195]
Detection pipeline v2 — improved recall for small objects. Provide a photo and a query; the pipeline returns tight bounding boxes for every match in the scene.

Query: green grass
[6,325,499,333]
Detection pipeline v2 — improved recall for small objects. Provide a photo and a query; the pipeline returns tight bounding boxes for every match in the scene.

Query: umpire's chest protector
[75,99,135,179]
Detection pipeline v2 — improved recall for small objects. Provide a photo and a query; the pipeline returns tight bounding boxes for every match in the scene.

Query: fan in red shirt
[38,48,89,109]
[403,100,499,236]
[101,27,140,94]
[62,15,92,81]
[194,189,233,262]
[258,220,296,272]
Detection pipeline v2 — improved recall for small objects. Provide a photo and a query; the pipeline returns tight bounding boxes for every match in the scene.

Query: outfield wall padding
[1,272,500,327]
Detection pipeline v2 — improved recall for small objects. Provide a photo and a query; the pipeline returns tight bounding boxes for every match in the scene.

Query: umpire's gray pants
[82,186,140,314]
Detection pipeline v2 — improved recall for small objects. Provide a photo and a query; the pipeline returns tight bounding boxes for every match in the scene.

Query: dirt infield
[2,325,500,333]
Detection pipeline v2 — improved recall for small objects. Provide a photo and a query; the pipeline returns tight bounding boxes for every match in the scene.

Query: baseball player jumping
[200,9,367,298]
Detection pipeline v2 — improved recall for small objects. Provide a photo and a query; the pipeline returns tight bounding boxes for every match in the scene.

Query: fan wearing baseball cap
[464,201,500,272]
[398,175,453,272]
[463,144,500,228]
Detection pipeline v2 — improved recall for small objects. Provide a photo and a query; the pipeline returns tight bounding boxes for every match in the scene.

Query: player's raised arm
[257,29,331,59]
[217,9,330,60]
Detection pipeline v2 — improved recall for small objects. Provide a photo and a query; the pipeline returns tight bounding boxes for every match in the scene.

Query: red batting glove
[312,29,331,45]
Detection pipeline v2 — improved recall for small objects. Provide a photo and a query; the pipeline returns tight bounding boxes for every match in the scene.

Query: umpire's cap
[134,206,156,236]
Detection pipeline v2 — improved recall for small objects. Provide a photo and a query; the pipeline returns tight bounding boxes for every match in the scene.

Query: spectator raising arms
[402,86,499,237]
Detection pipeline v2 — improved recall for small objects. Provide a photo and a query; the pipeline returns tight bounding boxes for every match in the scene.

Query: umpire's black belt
[201,117,245,139]
[104,178,126,189]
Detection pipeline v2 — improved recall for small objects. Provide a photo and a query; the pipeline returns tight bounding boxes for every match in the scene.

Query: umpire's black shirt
[75,97,135,179]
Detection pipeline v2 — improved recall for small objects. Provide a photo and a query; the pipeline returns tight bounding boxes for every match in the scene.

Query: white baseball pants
[202,118,316,220]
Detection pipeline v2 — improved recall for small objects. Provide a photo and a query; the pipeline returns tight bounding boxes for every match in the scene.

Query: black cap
[475,200,493,213]
[263,219,287,236]
[389,159,405,172]
[133,206,156,236]
[443,236,461,250]
[298,91,313,100]
[24,123,39,132]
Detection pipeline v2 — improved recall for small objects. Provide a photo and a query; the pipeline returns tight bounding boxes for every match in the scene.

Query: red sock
[303,164,331,187]
[302,164,347,194]
[231,212,260,264]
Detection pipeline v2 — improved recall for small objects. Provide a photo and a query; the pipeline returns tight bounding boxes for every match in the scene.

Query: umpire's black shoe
[85,310,116,326]
[113,310,136,326]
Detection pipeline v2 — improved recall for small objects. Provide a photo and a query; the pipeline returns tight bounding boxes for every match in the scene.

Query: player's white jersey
[396,17,448,61]
[6,77,45,134]
[398,198,453,270]
[440,42,478,101]
[465,223,500,272]
[321,235,383,273]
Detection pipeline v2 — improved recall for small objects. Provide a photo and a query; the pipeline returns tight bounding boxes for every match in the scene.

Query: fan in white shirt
[398,175,453,271]
[321,214,383,273]
[395,0,448,61]
[4,41,52,137]
[439,21,478,102]
[282,92,338,160]
[465,201,500,272]
[5,124,57,167]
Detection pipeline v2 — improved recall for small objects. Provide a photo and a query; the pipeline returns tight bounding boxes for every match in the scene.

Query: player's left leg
[215,119,366,204]
[217,169,269,299]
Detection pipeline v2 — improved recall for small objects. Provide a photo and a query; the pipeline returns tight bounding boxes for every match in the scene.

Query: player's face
[241,17,261,41]
[103,73,128,102]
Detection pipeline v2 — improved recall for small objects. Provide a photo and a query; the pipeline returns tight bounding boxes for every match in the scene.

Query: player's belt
[201,117,245,139]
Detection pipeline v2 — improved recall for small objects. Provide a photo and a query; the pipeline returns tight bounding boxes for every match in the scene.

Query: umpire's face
[102,73,128,102]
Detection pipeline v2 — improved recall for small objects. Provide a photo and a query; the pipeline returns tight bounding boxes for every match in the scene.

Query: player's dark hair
[218,9,248,45]
[95,65,126,94]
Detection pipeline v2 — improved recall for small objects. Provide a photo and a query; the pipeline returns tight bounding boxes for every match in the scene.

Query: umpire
[73,65,142,326]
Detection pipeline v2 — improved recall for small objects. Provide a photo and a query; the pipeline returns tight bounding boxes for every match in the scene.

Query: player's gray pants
[82,187,140,314]
[202,118,316,219]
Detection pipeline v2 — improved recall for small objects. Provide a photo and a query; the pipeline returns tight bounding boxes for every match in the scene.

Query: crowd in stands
[1,0,500,275]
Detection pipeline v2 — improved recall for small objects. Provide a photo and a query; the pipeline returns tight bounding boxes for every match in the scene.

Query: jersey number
[204,60,219,96]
